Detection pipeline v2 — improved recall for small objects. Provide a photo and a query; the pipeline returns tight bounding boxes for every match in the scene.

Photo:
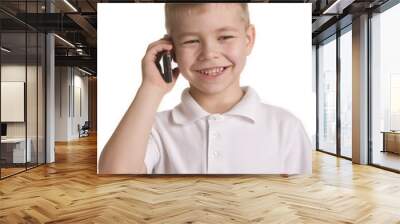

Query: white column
[46,1,55,163]
[352,14,369,164]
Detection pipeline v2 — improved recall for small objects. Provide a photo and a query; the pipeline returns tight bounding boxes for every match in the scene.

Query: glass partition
[1,31,28,178]
[339,27,352,158]
[371,3,400,171]
[0,1,46,179]
[38,31,45,165]
[27,31,38,170]
[318,35,337,155]
[26,0,45,170]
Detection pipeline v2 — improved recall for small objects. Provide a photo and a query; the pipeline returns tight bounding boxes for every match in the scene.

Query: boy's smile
[195,65,231,80]
[171,3,255,96]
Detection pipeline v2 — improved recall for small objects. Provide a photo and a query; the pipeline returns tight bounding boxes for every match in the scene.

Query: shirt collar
[171,86,261,125]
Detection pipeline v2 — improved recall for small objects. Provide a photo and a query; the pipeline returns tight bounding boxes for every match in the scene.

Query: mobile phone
[156,51,173,83]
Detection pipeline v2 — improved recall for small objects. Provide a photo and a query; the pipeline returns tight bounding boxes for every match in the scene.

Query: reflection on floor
[373,150,400,171]
[0,163,39,178]
[341,148,352,158]
[0,167,25,178]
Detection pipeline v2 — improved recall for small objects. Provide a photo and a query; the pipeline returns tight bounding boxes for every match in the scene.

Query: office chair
[79,121,90,138]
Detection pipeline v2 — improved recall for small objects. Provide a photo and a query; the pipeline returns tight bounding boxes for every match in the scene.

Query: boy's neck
[188,84,245,114]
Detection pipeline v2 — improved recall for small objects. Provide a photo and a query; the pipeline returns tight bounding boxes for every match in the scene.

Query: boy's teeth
[199,67,225,76]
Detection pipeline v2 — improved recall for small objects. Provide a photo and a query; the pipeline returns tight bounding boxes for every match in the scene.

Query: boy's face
[170,4,255,95]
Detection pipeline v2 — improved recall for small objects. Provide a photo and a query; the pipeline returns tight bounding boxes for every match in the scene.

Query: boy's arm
[98,36,179,174]
[98,84,164,174]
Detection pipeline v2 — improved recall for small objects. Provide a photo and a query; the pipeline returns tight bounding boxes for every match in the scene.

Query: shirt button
[210,114,224,121]
[210,131,219,138]
[212,151,220,157]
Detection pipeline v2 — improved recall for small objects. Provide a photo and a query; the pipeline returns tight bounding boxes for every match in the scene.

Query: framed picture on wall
[1,81,25,122]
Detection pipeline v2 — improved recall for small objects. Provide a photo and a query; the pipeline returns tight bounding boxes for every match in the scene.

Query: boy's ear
[245,24,256,56]
[163,34,176,62]
[172,51,177,63]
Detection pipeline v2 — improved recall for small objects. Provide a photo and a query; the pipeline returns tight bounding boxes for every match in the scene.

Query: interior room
[0,0,399,223]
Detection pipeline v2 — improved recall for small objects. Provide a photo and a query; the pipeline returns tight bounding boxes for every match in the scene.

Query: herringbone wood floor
[1,134,400,223]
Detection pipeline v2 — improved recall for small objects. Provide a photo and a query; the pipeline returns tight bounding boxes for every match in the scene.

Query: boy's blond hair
[165,3,250,35]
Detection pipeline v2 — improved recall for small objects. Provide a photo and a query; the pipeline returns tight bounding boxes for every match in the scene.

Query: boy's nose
[198,42,220,61]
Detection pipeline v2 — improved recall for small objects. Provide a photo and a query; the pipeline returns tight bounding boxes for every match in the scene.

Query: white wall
[55,67,68,141]
[55,67,89,141]
[73,72,89,138]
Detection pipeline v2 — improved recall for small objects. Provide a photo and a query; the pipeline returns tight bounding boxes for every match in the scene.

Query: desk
[1,138,32,163]
[381,131,400,154]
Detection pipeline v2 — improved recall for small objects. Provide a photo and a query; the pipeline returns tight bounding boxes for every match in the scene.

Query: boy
[99,3,312,174]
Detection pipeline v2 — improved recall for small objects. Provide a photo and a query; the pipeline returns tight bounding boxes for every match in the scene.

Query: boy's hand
[141,36,180,95]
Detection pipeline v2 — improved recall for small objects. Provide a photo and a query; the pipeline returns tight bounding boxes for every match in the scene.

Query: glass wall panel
[339,28,352,158]
[318,36,337,154]
[0,1,46,179]
[37,0,46,166]
[27,30,38,169]
[38,32,45,165]
[1,31,27,177]
[26,0,39,169]
[371,3,400,171]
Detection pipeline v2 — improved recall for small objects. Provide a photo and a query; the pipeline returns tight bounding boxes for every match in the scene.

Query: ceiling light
[63,0,78,12]
[54,34,75,48]
[78,67,93,76]
[1,47,11,53]
[323,0,355,15]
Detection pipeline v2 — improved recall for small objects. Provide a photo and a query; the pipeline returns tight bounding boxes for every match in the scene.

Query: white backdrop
[97,3,315,161]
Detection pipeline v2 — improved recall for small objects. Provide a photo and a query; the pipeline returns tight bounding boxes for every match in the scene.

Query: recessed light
[1,47,11,53]
[322,0,355,15]
[78,67,93,76]
[63,0,78,12]
[54,34,75,48]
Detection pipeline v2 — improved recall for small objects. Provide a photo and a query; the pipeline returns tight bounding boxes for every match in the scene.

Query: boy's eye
[183,40,199,45]
[219,36,234,41]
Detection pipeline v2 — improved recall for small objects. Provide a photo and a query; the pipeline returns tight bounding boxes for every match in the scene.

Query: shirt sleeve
[144,127,161,174]
[283,119,313,175]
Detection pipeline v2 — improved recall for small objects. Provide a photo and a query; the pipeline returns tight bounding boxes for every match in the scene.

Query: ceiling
[0,0,99,74]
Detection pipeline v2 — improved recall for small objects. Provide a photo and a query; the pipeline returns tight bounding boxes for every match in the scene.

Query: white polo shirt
[144,86,312,174]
